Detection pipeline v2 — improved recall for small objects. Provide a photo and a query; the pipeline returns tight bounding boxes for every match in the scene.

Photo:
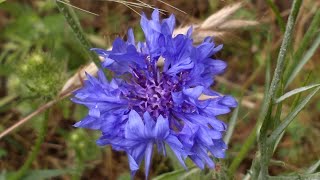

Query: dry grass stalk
[200,2,243,29]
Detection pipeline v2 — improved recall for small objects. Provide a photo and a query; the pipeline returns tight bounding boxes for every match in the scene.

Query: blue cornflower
[72,9,237,178]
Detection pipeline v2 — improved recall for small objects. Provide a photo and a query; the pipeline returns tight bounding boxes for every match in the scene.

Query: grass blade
[266,0,286,32]
[285,33,320,86]
[152,167,196,180]
[306,160,320,174]
[268,172,320,180]
[229,0,302,177]
[224,106,239,145]
[252,0,302,178]
[10,111,49,180]
[55,0,103,71]
[275,83,320,103]
[284,10,320,87]
[267,86,320,146]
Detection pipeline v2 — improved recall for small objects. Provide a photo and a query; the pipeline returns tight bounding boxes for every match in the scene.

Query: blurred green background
[0,0,319,179]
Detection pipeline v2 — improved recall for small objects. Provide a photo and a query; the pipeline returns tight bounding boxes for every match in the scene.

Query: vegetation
[0,0,319,179]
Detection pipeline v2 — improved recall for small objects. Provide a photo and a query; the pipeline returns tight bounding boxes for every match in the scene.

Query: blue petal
[89,107,100,118]
[97,69,108,84]
[163,14,175,34]
[165,135,188,169]
[154,115,170,139]
[127,28,135,45]
[208,129,222,139]
[112,38,127,53]
[125,110,144,139]
[151,9,160,21]
[166,57,194,76]
[197,127,213,146]
[182,86,204,99]
[102,57,115,67]
[128,154,139,172]
[190,155,205,169]
[161,23,172,36]
[90,48,109,57]
[144,142,153,179]
[219,95,238,108]
[202,99,231,116]
[208,59,227,74]
[73,115,100,130]
[143,112,155,137]
[171,91,184,104]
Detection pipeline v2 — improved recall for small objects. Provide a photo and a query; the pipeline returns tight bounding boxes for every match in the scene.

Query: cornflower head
[72,9,237,178]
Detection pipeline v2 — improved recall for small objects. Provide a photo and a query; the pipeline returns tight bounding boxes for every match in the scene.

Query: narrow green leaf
[11,112,49,180]
[267,86,320,145]
[223,106,239,145]
[23,169,72,180]
[152,167,196,180]
[0,0,6,3]
[228,42,271,176]
[179,168,201,180]
[275,84,320,103]
[55,0,103,71]
[266,0,286,32]
[306,160,320,174]
[284,10,320,86]
[261,0,302,125]
[285,33,320,86]
[268,172,320,180]
[240,0,302,179]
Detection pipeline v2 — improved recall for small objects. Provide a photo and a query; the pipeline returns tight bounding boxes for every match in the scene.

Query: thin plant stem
[228,0,302,176]
[11,111,49,180]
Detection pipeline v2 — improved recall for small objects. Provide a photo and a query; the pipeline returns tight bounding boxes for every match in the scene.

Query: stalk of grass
[267,86,320,146]
[55,0,104,72]
[224,106,239,145]
[285,33,320,87]
[307,160,320,174]
[275,83,320,104]
[11,111,49,180]
[268,172,320,180]
[284,10,320,87]
[266,0,286,32]
[257,0,302,178]
[228,0,302,177]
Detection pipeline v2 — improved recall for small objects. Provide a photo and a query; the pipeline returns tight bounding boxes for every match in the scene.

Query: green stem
[228,125,257,176]
[11,111,49,180]
[228,0,302,176]
[55,0,105,73]
[266,0,286,32]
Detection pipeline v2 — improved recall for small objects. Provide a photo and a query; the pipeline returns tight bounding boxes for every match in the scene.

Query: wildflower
[72,9,237,178]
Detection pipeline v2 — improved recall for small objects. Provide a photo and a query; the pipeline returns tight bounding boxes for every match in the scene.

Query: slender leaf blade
[284,10,320,86]
[55,0,103,71]
[306,160,320,174]
[275,84,320,103]
[152,167,196,180]
[285,33,320,86]
[23,169,72,180]
[224,106,239,145]
[268,172,320,180]
[267,86,320,145]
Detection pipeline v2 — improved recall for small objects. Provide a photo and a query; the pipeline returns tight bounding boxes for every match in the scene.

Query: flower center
[131,75,177,118]
[123,59,178,118]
